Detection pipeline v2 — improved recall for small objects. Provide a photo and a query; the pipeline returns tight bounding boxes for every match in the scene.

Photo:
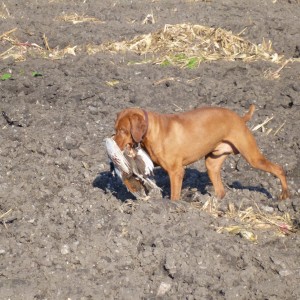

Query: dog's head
[113,108,148,150]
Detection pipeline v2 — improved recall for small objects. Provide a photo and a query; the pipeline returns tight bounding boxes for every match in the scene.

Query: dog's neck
[142,109,149,139]
[139,111,161,165]
[133,109,149,149]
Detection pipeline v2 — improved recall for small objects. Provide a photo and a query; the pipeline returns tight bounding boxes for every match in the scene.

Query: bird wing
[134,173,162,191]
[136,148,154,176]
[124,147,160,191]
[105,138,131,175]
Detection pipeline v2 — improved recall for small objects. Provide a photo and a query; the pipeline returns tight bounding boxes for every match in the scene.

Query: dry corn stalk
[88,24,284,67]
[225,204,296,234]
[193,198,297,240]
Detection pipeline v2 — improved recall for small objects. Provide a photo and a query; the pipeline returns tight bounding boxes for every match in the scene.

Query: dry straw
[0,2,10,19]
[0,208,12,229]
[58,13,104,24]
[88,24,284,67]
[196,198,297,241]
[251,115,287,136]
[0,28,77,61]
[2,23,299,67]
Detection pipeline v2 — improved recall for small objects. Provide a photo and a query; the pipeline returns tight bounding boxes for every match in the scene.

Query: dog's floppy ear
[130,113,147,143]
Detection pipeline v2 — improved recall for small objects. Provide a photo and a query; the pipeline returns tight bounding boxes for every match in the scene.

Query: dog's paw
[279,190,290,201]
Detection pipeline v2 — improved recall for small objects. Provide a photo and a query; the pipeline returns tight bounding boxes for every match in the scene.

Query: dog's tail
[242,104,255,122]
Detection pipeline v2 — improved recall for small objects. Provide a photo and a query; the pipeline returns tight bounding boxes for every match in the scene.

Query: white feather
[136,148,154,176]
[114,167,123,180]
[105,138,131,175]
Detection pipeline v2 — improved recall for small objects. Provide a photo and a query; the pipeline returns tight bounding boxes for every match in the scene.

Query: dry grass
[58,13,104,24]
[0,2,10,19]
[251,115,287,136]
[192,197,221,217]
[118,200,139,214]
[226,203,295,233]
[0,27,17,41]
[218,225,258,242]
[2,23,299,68]
[87,23,284,68]
[0,208,12,229]
[194,198,297,241]
[106,80,120,87]
[0,208,12,220]
[263,58,300,79]
[0,28,78,61]
[0,28,25,61]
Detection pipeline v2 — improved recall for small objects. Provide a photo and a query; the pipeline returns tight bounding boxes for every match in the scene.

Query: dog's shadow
[93,171,135,201]
[229,181,272,198]
[93,167,272,200]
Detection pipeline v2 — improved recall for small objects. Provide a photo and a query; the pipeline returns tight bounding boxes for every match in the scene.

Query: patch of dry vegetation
[193,198,298,241]
[0,28,77,61]
[0,9,103,62]
[87,24,284,67]
[251,115,287,136]
[1,22,299,74]
[119,196,298,241]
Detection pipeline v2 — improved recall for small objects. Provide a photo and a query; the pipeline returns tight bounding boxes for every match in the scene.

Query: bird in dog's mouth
[105,137,161,199]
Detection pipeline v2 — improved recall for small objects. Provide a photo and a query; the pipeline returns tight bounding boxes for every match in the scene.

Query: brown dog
[113,106,289,201]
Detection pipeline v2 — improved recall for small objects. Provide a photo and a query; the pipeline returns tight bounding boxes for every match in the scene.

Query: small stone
[277,202,287,212]
[0,249,6,255]
[164,254,177,277]
[157,282,171,296]
[292,199,300,212]
[261,205,274,213]
[61,244,70,255]
[279,269,293,277]
[270,256,286,268]
[64,135,79,150]
[88,106,98,115]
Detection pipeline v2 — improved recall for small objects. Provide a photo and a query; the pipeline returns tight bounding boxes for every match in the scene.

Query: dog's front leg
[168,167,185,200]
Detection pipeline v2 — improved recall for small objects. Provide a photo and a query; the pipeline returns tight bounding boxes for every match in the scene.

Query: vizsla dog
[113,106,289,201]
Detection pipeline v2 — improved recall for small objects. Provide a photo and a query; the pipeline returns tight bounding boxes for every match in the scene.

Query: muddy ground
[0,0,300,299]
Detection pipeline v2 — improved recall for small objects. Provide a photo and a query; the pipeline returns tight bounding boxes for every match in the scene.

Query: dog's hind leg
[232,128,289,200]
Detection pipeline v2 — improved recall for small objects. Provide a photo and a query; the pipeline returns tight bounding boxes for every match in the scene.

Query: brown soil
[0,1,300,299]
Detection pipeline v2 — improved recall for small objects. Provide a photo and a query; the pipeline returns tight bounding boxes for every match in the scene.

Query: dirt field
[1,0,300,299]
